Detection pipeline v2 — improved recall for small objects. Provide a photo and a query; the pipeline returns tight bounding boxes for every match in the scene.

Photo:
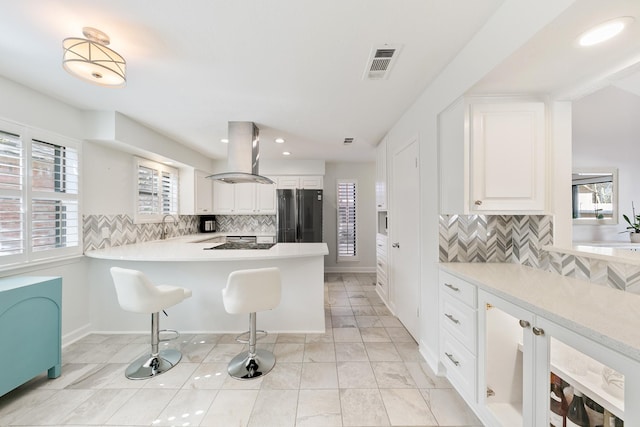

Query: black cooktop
[205,242,276,250]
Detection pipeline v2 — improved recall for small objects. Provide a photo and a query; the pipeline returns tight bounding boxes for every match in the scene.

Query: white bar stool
[110,267,192,379]
[222,267,281,380]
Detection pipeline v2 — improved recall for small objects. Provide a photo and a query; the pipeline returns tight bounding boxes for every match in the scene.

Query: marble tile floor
[0,273,482,427]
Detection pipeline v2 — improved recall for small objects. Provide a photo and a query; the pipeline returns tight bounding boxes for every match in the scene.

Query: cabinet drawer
[441,330,476,401]
[376,256,388,276]
[376,235,387,256]
[441,292,476,353]
[439,271,476,308]
[256,236,275,244]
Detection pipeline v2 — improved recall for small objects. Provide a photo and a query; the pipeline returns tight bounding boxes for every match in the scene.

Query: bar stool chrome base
[125,349,182,380]
[227,349,276,380]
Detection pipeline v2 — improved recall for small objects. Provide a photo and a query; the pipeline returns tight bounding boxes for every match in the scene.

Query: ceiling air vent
[343,137,355,145]
[363,44,402,80]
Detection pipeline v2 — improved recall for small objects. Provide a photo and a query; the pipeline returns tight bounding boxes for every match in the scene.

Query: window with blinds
[0,122,81,264]
[135,157,178,222]
[337,180,358,261]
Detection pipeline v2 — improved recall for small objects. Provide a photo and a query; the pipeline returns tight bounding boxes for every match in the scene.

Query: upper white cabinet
[179,169,214,215]
[376,138,387,210]
[275,176,323,189]
[213,181,276,214]
[438,98,546,214]
[194,170,214,214]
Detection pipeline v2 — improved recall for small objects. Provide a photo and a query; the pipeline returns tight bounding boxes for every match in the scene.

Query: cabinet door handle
[519,320,530,329]
[392,242,400,248]
[532,327,545,336]
[444,313,460,324]
[474,200,483,206]
[444,283,459,292]
[445,352,460,366]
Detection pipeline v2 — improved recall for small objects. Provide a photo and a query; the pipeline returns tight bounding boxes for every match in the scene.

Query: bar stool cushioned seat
[110,267,192,379]
[222,267,281,379]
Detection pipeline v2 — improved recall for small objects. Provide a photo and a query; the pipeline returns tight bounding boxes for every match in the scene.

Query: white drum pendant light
[62,27,126,87]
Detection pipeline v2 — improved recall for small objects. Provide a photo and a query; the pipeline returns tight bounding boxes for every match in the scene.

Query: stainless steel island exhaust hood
[206,121,274,184]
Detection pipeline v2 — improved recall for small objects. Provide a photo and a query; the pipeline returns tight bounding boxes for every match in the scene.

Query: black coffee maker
[199,215,216,233]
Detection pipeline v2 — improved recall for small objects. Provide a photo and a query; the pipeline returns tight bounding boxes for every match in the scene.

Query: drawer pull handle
[445,352,460,366]
[444,313,460,324]
[475,200,482,206]
[519,319,530,329]
[444,283,460,292]
[532,327,545,336]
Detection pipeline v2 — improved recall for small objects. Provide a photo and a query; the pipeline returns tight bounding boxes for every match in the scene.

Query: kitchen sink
[204,242,276,250]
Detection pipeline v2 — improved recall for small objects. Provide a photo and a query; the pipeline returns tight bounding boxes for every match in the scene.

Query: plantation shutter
[337,180,357,260]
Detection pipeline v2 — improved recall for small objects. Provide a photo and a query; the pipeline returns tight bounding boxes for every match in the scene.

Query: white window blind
[337,180,357,261]
[0,121,81,265]
[135,157,178,222]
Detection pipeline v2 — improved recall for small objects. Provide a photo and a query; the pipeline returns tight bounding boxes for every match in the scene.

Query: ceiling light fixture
[62,27,126,87]
[275,138,285,144]
[578,17,634,47]
[221,138,229,143]
[282,151,291,156]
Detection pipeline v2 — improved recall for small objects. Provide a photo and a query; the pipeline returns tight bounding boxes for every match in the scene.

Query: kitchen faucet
[161,214,178,240]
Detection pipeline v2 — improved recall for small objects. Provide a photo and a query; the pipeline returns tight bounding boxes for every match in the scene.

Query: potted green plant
[622,201,640,243]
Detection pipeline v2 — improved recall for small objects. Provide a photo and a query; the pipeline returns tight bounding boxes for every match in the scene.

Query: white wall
[572,86,640,242]
[323,162,376,273]
[384,0,575,369]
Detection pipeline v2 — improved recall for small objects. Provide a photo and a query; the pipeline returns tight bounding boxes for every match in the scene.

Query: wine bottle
[550,373,568,427]
[566,390,590,427]
[584,395,604,427]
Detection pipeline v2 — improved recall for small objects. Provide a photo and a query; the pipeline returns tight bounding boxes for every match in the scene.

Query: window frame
[133,157,179,224]
[0,118,82,267]
[336,179,358,262]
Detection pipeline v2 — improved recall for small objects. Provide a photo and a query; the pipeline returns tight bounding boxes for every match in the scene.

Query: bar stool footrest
[235,330,268,344]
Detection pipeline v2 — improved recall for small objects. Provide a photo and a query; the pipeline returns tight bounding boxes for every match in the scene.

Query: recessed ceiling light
[578,17,634,47]
[221,138,229,143]
[163,161,174,165]
[275,138,285,144]
[282,151,291,156]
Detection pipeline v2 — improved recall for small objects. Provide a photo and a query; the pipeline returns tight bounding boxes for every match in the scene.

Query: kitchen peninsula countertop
[440,262,640,362]
[85,234,328,261]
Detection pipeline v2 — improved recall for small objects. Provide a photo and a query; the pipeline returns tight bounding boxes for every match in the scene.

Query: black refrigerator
[276,189,323,242]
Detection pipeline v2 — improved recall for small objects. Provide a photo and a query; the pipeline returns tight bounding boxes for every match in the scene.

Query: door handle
[392,242,400,248]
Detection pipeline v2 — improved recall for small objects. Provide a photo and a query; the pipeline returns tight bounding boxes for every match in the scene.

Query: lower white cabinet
[376,234,389,302]
[440,268,640,427]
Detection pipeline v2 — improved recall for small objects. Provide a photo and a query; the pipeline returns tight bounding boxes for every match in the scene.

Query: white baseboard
[324,267,376,273]
[62,324,92,348]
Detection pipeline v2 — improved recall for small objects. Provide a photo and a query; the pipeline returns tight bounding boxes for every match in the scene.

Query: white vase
[631,233,640,243]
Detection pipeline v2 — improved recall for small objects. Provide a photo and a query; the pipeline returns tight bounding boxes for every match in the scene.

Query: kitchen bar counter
[440,262,640,362]
[85,236,329,334]
[85,234,327,262]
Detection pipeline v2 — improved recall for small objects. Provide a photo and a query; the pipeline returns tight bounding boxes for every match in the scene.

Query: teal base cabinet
[0,276,62,397]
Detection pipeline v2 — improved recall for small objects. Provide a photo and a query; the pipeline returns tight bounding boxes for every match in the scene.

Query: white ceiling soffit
[363,45,403,80]
[469,0,640,101]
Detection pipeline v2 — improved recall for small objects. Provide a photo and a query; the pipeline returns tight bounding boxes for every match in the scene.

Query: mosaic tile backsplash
[83,214,276,252]
[215,215,276,234]
[439,215,553,269]
[83,214,198,252]
[439,214,640,294]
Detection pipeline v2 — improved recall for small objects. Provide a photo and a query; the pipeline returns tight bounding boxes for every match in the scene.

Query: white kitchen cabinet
[194,170,214,214]
[439,267,640,427]
[438,98,546,214]
[275,176,323,189]
[179,169,214,215]
[212,181,276,214]
[376,234,389,302]
[376,138,387,210]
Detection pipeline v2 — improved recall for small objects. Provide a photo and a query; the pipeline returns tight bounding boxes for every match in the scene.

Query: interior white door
[391,137,420,340]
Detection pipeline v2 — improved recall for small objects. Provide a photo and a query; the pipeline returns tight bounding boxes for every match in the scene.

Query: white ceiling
[0,0,506,162]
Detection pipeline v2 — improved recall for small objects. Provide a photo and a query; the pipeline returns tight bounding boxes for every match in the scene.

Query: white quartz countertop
[545,243,640,266]
[85,234,328,261]
[440,262,640,362]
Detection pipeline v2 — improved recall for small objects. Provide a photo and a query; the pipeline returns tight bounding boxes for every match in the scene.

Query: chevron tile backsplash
[439,214,553,269]
[83,214,198,252]
[215,215,276,234]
